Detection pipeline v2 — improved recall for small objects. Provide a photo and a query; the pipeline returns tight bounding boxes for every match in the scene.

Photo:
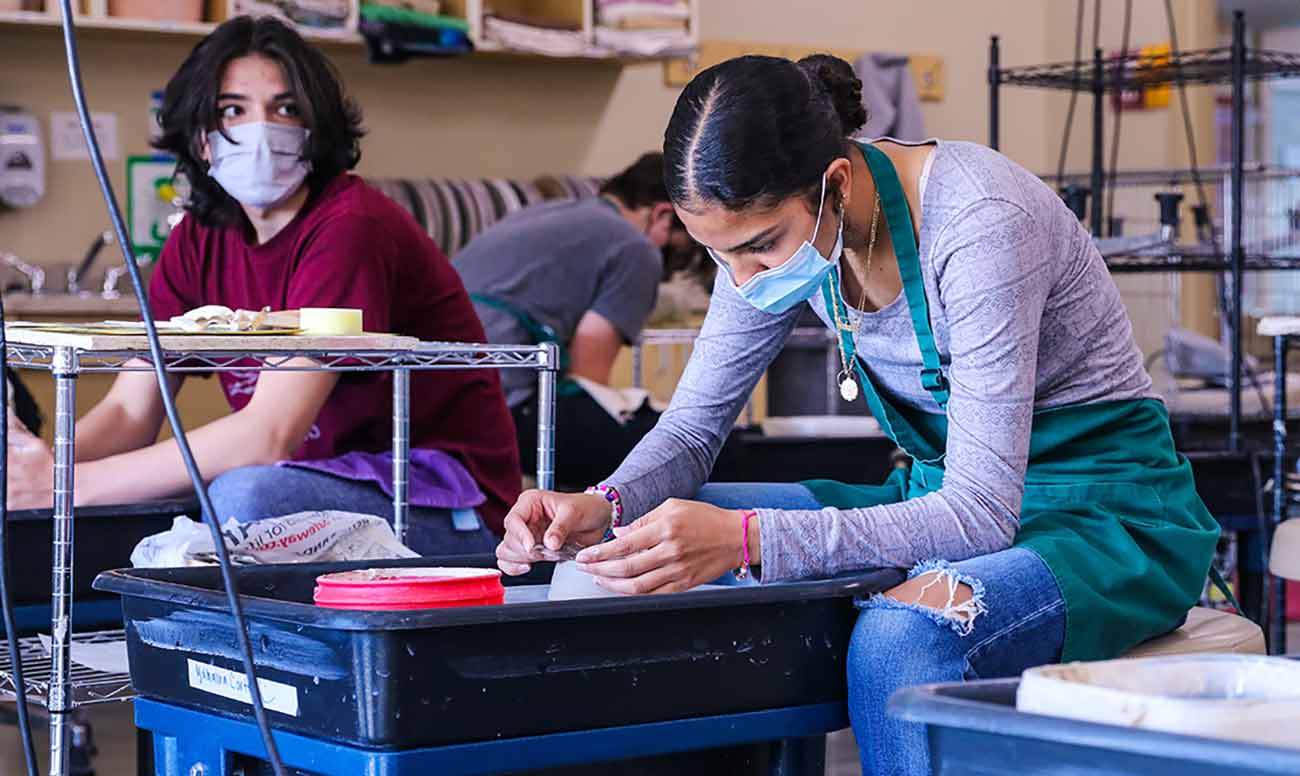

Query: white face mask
[206,122,311,210]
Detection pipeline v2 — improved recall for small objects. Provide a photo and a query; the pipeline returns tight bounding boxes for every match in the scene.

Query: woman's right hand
[496,490,613,575]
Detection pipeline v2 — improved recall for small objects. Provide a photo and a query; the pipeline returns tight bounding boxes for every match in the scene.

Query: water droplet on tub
[405,644,416,657]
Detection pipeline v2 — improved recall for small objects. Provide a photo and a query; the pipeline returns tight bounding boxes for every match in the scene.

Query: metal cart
[1,327,559,776]
[632,327,842,424]
[1260,316,1300,656]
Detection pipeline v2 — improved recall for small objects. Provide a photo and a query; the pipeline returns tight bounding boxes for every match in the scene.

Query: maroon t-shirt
[149,174,520,532]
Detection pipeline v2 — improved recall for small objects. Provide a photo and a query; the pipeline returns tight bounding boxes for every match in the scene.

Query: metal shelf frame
[1104,254,1300,273]
[1271,334,1295,655]
[997,46,1300,92]
[1040,163,1300,187]
[1047,165,1300,271]
[4,337,560,776]
[990,9,1297,455]
[0,630,133,708]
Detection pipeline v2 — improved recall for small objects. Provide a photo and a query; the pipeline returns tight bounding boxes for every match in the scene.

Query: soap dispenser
[0,107,46,209]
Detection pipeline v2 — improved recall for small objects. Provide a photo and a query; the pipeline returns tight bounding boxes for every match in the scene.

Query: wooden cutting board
[3,325,419,353]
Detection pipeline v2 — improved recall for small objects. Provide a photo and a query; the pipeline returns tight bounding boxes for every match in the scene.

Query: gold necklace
[833,194,880,403]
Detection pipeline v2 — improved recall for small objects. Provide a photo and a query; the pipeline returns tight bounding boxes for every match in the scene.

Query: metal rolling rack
[990,10,1300,453]
[991,10,1300,654]
[1260,316,1300,655]
[632,327,842,423]
[2,333,559,775]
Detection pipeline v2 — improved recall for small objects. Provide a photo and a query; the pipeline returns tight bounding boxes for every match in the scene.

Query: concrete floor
[4,622,1298,776]
[1,703,137,776]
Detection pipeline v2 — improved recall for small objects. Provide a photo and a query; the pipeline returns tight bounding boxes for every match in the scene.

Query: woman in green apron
[496,54,1219,774]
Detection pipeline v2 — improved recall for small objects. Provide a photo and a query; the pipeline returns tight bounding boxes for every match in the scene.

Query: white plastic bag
[130,511,419,568]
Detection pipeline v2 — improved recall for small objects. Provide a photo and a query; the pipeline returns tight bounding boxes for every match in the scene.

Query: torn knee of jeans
[864,560,988,637]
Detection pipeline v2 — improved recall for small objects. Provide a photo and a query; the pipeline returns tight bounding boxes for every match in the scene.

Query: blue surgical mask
[708,175,843,315]
[206,122,311,210]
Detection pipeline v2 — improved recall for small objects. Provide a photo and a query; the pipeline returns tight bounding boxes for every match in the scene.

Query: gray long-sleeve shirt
[605,140,1155,582]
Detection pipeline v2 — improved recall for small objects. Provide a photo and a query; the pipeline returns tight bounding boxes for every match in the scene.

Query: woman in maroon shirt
[6,16,520,554]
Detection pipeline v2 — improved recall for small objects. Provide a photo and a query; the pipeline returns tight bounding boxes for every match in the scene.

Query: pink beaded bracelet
[735,510,755,579]
[584,484,624,540]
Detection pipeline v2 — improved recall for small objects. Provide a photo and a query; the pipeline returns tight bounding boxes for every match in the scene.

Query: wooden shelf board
[0,10,362,44]
[0,9,688,62]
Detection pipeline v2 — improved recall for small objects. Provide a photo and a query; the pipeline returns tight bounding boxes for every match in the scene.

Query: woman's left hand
[574,498,756,594]
[6,432,55,511]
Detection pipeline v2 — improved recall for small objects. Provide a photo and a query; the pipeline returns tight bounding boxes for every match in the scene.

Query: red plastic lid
[313,567,505,611]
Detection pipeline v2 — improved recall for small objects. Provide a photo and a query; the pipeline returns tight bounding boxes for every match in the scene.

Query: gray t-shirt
[604,140,1156,582]
[453,198,662,406]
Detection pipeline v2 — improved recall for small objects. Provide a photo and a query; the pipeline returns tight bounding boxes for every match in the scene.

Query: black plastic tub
[95,556,901,750]
[8,499,195,632]
[890,678,1300,776]
[9,498,196,608]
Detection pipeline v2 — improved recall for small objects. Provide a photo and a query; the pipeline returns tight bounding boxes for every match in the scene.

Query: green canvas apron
[471,198,628,397]
[804,142,1220,662]
[469,293,581,396]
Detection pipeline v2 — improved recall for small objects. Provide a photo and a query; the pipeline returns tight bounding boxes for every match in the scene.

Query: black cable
[55,4,286,774]
[1055,0,1087,182]
[1105,0,1133,236]
[1164,0,1212,220]
[1092,0,1102,60]
[1246,359,1273,418]
[1251,450,1270,624]
[0,305,39,776]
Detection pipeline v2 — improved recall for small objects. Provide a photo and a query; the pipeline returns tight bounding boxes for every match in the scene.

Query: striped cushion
[364,175,603,256]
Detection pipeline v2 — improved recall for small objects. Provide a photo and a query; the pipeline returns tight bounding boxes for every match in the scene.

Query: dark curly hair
[153,15,365,226]
[663,53,867,214]
[600,152,670,209]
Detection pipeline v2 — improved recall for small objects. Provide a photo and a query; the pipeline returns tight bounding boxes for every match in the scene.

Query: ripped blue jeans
[695,483,1066,776]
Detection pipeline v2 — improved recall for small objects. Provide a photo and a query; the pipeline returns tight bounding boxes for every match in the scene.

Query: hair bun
[798,54,867,136]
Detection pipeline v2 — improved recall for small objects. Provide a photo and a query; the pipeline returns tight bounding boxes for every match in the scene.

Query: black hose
[1055,0,1087,182]
[1105,0,1133,236]
[1251,450,1270,624]
[1245,359,1273,418]
[1164,0,1213,224]
[55,4,287,773]
[0,302,39,776]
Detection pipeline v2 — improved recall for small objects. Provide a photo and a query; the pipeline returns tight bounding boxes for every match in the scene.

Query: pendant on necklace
[840,376,860,402]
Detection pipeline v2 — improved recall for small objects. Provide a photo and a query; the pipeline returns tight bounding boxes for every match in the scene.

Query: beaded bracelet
[584,484,624,541]
[735,510,756,580]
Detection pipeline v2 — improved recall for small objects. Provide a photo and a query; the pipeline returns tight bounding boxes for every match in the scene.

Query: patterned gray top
[605,140,1155,582]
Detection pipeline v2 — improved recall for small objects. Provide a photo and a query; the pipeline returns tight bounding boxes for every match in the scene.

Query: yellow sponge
[299,308,364,335]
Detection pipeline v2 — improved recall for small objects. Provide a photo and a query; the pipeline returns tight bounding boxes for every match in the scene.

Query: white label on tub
[187,659,300,717]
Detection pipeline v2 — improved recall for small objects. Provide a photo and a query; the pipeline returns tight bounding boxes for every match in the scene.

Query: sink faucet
[67,230,114,296]
[1,252,46,295]
[100,264,129,300]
